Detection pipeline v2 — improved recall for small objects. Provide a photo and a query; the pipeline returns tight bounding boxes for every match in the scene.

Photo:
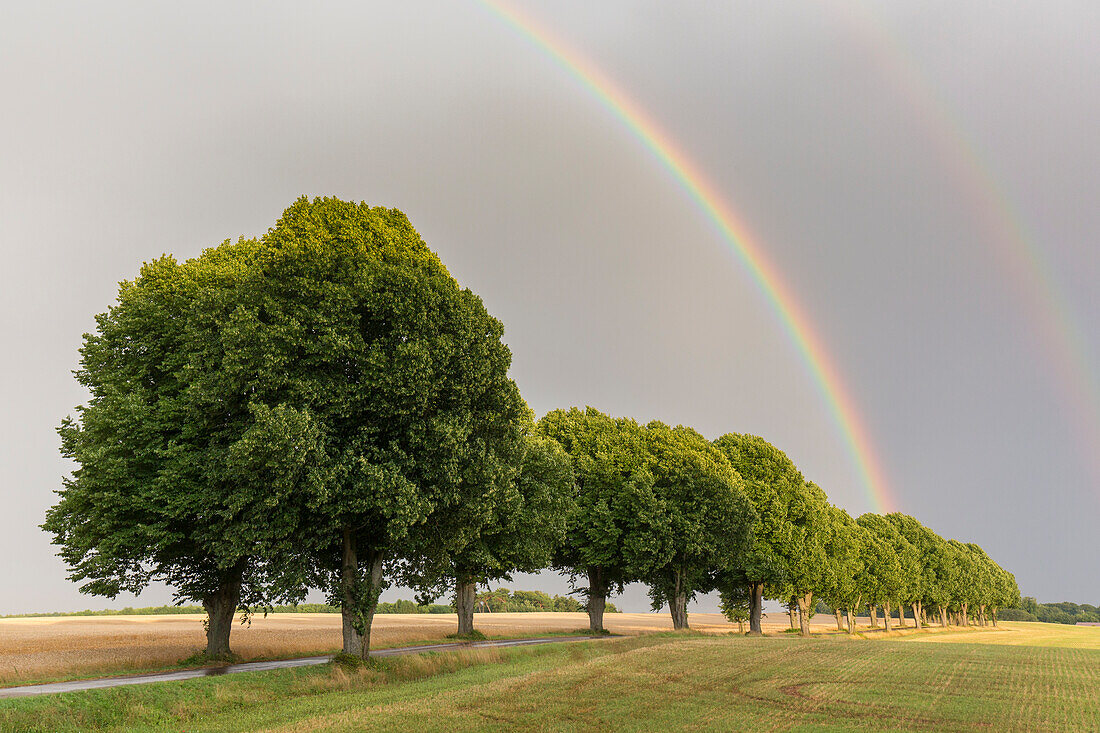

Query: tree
[538,408,667,632]
[642,423,755,630]
[965,543,1001,627]
[44,241,326,658]
[785,481,831,636]
[856,514,913,633]
[947,540,979,626]
[818,507,865,632]
[719,583,752,634]
[233,197,531,657]
[875,514,922,628]
[902,524,954,628]
[711,434,804,635]
[406,433,575,635]
[989,565,1020,626]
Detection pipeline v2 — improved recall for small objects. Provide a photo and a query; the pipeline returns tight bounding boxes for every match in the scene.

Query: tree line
[1001,599,1099,625]
[43,197,1019,658]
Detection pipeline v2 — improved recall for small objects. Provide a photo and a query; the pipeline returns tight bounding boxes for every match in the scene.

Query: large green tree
[817,506,865,632]
[43,241,326,657]
[856,514,914,632]
[46,197,529,659]
[989,564,1020,626]
[947,539,979,626]
[711,434,804,634]
[538,407,666,632]
[885,513,947,628]
[643,422,755,630]
[784,481,831,636]
[406,432,575,635]
[245,198,529,656]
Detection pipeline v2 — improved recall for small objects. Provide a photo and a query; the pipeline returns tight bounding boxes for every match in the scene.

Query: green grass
[3,628,1098,732]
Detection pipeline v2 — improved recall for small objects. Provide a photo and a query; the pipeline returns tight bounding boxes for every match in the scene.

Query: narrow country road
[0,635,600,699]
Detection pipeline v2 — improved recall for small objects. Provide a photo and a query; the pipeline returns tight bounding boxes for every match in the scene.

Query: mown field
[1,618,1097,731]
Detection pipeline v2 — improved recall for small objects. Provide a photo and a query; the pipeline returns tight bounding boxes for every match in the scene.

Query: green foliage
[405,433,576,608]
[856,514,914,610]
[641,422,755,615]
[471,588,596,613]
[710,434,804,592]
[43,233,318,616]
[719,583,751,625]
[41,198,1025,647]
[537,407,668,598]
[816,506,865,614]
[1008,599,1099,624]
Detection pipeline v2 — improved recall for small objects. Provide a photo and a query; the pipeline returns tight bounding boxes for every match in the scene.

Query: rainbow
[476,0,895,513]
[832,1,1100,490]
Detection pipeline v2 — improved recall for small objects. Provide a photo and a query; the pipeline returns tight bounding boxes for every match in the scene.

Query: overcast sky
[1,1,1096,615]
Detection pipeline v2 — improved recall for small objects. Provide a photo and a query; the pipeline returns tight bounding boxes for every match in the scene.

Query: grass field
[1,615,1097,731]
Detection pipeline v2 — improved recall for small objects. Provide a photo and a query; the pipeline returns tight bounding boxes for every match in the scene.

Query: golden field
[0,610,838,685]
[3,609,1086,688]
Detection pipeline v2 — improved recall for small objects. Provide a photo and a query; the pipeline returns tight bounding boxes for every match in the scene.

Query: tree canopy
[537,407,667,632]
[642,422,755,629]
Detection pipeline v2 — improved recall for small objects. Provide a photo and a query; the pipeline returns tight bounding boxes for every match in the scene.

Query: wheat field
[0,610,844,685]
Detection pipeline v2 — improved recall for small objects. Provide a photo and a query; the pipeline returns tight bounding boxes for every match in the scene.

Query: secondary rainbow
[832,0,1100,491]
[476,0,895,513]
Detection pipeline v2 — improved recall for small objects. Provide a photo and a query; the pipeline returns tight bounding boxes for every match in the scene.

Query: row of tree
[43,197,1018,660]
[531,409,1019,637]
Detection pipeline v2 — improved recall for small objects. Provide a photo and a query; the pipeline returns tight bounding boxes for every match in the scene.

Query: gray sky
[1,1,1097,615]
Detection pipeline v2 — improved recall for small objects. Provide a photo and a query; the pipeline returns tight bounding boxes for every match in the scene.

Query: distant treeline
[2,590,616,619]
[1,602,449,618]
[474,589,618,614]
[998,598,1099,625]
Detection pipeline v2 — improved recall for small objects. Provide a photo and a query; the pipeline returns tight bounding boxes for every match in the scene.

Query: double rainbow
[477,0,895,513]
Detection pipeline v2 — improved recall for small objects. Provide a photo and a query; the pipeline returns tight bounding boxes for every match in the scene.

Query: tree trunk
[748,582,764,635]
[340,530,385,658]
[869,605,878,629]
[939,606,948,628]
[834,608,844,631]
[787,598,798,630]
[961,603,969,627]
[738,620,745,634]
[795,593,812,637]
[897,600,906,628]
[845,608,853,633]
[587,567,607,633]
[341,529,363,656]
[359,550,383,656]
[913,602,922,629]
[991,608,998,627]
[201,558,246,658]
[455,577,477,635]
[669,569,689,630]
[883,600,893,632]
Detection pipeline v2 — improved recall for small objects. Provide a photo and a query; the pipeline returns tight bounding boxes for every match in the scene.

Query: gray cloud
[1,1,1096,614]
